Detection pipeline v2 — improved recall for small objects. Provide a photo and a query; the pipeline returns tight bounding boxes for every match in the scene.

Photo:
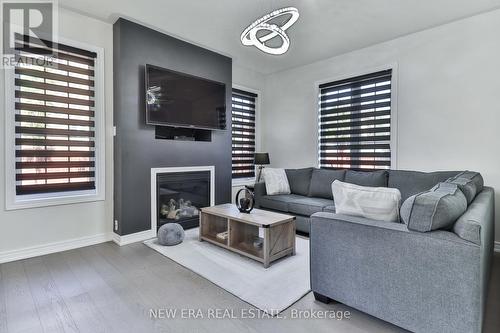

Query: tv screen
[145,64,226,130]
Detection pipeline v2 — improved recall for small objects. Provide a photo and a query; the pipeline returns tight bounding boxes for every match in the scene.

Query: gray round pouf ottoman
[157,223,185,246]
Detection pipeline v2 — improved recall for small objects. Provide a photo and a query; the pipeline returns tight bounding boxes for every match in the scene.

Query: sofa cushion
[332,180,401,222]
[345,170,388,187]
[259,194,303,212]
[388,170,460,202]
[285,168,313,196]
[400,182,467,232]
[288,197,334,216]
[309,169,345,199]
[263,168,291,195]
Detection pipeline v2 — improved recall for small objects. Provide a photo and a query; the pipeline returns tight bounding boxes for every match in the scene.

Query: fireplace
[151,166,215,231]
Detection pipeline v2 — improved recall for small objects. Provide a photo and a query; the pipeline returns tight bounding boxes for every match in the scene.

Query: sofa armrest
[453,186,495,329]
[253,182,266,208]
[310,212,483,333]
[454,187,495,246]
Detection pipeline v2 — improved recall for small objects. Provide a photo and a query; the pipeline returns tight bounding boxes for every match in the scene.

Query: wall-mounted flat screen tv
[145,64,226,130]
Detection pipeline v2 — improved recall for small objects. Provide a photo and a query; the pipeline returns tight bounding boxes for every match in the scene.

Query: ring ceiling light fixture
[241,7,299,55]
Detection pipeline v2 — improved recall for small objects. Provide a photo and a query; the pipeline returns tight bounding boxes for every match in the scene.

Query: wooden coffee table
[199,204,296,268]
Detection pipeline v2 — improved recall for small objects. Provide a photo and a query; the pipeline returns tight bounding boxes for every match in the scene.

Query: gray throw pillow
[309,169,345,199]
[449,171,484,195]
[400,182,467,232]
[285,168,313,196]
[445,176,477,204]
[345,170,388,187]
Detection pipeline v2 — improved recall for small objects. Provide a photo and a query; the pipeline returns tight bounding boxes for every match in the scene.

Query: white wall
[262,9,500,242]
[233,65,265,92]
[0,8,114,258]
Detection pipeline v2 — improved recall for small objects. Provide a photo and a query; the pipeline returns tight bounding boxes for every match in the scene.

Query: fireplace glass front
[156,171,210,229]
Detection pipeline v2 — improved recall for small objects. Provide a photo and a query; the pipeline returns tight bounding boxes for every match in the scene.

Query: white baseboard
[112,229,156,246]
[495,241,500,253]
[0,233,112,264]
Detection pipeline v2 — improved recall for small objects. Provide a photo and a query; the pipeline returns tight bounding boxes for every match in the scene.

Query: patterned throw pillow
[332,180,401,222]
[263,168,291,195]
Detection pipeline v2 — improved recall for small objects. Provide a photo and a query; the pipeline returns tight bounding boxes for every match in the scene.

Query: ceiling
[59,0,500,74]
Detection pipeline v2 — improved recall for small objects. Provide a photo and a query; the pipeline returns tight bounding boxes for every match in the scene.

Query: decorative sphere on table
[157,223,185,246]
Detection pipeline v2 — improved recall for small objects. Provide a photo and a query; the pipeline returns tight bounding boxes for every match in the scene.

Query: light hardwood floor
[0,241,498,333]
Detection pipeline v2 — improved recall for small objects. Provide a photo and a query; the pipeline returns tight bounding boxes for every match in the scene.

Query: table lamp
[254,153,270,182]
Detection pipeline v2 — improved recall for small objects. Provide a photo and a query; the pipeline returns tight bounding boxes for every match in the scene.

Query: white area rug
[144,228,310,314]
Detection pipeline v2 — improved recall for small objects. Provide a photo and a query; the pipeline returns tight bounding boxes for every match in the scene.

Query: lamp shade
[254,153,270,165]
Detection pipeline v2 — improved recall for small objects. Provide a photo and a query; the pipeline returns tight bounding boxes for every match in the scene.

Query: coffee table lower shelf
[200,235,265,263]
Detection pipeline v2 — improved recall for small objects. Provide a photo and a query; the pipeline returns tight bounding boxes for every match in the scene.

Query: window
[5,34,103,208]
[231,89,257,179]
[318,69,393,170]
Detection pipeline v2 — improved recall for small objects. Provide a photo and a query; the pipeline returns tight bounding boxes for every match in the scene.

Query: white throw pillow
[263,168,291,195]
[332,180,401,222]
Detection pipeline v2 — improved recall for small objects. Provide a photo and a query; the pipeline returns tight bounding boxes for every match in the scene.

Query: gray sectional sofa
[254,168,494,333]
[255,167,411,233]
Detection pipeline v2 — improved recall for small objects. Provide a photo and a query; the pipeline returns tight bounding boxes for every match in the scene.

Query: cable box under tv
[155,126,212,142]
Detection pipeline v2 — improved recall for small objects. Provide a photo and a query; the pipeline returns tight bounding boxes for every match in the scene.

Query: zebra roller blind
[14,34,98,195]
[232,89,257,179]
[318,69,392,170]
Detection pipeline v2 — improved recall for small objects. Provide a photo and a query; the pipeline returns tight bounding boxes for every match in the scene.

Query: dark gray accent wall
[113,18,232,235]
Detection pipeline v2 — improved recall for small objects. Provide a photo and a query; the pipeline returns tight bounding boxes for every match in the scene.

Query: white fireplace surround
[150,165,216,234]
